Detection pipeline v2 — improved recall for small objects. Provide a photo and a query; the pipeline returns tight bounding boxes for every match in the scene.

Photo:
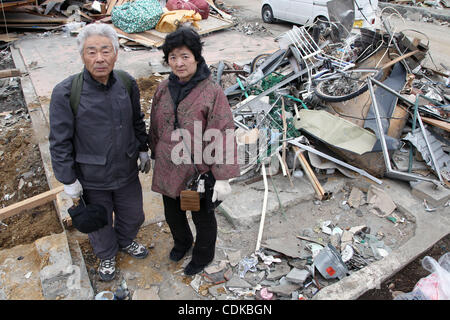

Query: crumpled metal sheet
[403,127,450,180]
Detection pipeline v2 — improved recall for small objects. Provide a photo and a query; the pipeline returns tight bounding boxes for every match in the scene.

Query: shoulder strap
[115,69,132,97]
[69,72,84,116]
[69,70,132,116]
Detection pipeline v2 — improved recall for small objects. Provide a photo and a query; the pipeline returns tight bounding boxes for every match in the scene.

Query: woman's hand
[212,180,232,202]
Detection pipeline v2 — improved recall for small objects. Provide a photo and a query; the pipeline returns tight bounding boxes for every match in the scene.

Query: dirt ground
[358,233,450,300]
[0,48,62,250]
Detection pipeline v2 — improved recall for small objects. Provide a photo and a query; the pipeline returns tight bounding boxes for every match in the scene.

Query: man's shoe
[184,260,209,276]
[120,241,149,259]
[169,247,191,262]
[98,257,116,281]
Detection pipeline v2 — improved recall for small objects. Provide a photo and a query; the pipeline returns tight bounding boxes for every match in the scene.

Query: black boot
[184,260,209,276]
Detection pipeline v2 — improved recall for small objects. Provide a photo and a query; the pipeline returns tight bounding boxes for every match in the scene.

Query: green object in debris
[284,94,308,110]
[387,216,397,224]
[236,77,249,99]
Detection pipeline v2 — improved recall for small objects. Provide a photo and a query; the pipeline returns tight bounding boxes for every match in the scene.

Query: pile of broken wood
[387,0,449,8]
[0,0,234,47]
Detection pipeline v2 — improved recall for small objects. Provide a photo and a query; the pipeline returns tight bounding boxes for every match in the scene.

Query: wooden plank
[205,0,233,20]
[0,0,36,10]
[145,14,233,47]
[0,185,64,221]
[421,116,450,132]
[106,0,118,15]
[2,12,68,24]
[0,33,18,42]
[0,68,21,79]
[292,146,325,200]
[381,50,420,70]
[0,23,61,30]
[114,26,163,47]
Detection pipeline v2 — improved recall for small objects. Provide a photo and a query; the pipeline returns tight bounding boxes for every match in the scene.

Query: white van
[261,0,379,30]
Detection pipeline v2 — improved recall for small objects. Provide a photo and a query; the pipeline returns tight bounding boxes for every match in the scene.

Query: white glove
[138,152,151,173]
[64,179,83,198]
[212,180,232,202]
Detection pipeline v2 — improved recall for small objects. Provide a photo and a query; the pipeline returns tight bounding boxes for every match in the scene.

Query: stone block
[285,268,310,285]
[266,261,291,281]
[34,232,81,300]
[411,181,450,207]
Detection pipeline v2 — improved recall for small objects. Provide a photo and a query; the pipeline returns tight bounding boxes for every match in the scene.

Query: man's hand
[64,179,83,198]
[138,152,151,173]
[212,180,232,202]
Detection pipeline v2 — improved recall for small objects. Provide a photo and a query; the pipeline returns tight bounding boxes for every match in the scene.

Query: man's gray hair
[77,23,119,56]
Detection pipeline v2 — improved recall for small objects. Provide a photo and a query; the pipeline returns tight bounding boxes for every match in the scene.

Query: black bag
[68,196,108,233]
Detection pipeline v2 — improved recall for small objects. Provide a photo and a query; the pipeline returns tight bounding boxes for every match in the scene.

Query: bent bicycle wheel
[313,68,382,103]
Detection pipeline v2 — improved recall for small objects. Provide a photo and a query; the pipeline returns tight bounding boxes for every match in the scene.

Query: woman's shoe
[184,260,208,276]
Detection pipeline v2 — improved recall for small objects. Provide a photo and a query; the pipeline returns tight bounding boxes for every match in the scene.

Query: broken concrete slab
[348,187,365,208]
[0,242,44,300]
[226,275,253,289]
[132,287,160,300]
[261,237,303,258]
[208,283,227,297]
[313,178,450,300]
[268,282,301,297]
[367,185,397,217]
[226,250,241,267]
[266,261,291,281]
[34,232,82,300]
[204,260,227,274]
[285,268,310,285]
[222,174,316,228]
[411,180,450,207]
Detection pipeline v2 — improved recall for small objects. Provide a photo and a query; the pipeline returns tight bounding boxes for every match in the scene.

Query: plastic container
[313,243,349,280]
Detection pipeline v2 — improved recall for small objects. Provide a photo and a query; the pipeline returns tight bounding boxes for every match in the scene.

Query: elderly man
[49,23,150,281]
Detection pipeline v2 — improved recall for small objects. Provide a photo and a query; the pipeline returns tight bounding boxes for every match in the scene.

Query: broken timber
[292,146,326,200]
[0,68,21,79]
[0,185,64,221]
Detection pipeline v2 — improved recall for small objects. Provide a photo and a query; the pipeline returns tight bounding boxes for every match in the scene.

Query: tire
[313,68,383,103]
[314,16,329,34]
[262,5,274,24]
[250,53,270,73]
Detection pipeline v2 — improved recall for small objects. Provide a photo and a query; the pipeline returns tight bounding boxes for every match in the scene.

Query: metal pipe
[367,78,440,183]
[288,139,383,185]
[416,111,443,182]
[369,77,415,107]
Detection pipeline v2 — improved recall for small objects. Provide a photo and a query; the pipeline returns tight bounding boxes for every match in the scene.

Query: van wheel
[262,5,274,24]
[314,16,329,33]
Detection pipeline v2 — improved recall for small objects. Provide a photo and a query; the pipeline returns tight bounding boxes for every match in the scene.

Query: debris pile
[204,0,449,299]
[385,0,449,10]
[0,0,234,48]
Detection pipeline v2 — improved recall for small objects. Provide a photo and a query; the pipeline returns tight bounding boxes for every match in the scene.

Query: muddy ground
[0,48,62,250]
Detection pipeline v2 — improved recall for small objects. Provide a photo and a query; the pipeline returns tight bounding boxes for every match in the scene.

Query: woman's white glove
[212,180,232,202]
[64,179,83,198]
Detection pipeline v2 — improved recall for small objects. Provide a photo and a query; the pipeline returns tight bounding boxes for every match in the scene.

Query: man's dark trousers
[83,176,145,260]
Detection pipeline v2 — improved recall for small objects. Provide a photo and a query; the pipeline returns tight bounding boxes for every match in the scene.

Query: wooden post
[0,69,21,79]
[292,146,325,200]
[0,185,64,221]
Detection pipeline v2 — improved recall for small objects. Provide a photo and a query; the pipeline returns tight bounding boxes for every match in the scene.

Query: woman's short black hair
[162,26,203,63]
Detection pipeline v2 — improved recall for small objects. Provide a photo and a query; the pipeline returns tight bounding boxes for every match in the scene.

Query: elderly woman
[148,27,239,275]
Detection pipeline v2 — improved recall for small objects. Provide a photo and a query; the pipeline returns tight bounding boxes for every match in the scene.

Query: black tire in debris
[313,68,383,103]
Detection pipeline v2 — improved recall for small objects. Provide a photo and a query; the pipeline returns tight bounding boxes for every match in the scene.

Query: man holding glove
[49,23,150,282]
